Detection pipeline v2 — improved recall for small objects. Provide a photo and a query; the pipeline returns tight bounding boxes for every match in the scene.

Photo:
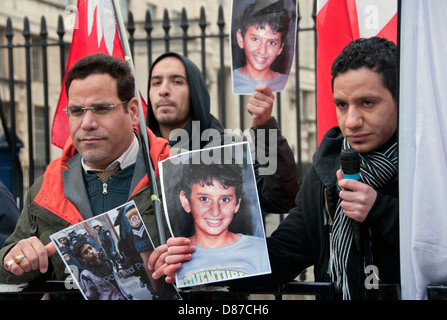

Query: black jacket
[147,52,300,213]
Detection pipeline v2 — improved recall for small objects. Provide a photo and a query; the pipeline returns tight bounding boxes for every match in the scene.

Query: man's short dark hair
[239,1,291,44]
[181,163,243,201]
[331,37,398,100]
[65,53,135,109]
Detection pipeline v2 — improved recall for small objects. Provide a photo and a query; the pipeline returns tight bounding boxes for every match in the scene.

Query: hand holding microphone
[340,148,362,252]
[337,148,377,223]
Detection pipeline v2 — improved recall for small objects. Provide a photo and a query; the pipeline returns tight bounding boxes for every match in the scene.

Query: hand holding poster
[50,201,181,300]
[159,142,271,288]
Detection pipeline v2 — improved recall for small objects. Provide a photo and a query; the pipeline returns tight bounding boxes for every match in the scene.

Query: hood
[147,52,211,136]
[312,126,343,189]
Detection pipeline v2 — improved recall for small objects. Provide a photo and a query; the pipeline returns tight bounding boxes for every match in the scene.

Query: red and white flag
[52,0,146,148]
[316,0,397,144]
[399,0,447,300]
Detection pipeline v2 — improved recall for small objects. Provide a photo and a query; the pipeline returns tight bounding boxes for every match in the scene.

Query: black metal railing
[0,280,336,300]
[0,280,408,300]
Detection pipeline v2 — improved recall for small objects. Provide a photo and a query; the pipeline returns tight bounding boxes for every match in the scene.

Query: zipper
[102,177,150,200]
[129,184,150,199]
[323,187,333,227]
[324,187,334,278]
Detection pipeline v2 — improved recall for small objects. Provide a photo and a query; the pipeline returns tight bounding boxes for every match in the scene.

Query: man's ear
[179,190,191,213]
[236,29,245,49]
[128,97,140,126]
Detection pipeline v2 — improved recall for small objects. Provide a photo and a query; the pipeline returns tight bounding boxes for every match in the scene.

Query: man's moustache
[156,99,177,108]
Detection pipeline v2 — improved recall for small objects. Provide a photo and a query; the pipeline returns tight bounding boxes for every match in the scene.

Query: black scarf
[330,138,398,299]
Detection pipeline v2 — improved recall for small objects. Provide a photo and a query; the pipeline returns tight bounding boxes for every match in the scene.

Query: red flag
[52,0,146,148]
[316,0,397,144]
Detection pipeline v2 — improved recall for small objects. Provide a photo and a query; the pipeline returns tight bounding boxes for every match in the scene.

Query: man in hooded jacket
[147,52,300,214]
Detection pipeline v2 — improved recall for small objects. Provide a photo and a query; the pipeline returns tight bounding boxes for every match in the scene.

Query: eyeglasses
[63,100,129,118]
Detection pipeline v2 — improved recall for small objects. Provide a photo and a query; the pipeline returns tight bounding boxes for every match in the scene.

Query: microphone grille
[340,148,360,174]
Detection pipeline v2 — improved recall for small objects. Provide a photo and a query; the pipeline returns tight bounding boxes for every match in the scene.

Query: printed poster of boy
[159,142,271,288]
[230,0,297,94]
[50,201,181,300]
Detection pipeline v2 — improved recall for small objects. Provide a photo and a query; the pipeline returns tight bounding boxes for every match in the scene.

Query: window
[60,0,73,6]
[0,28,5,78]
[300,90,315,120]
[121,0,129,23]
[147,4,156,19]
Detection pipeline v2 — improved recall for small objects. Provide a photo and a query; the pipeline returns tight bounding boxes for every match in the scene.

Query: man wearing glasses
[0,54,171,286]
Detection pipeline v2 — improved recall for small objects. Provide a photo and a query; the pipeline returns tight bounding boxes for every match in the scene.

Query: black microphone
[340,148,362,254]
[340,148,360,181]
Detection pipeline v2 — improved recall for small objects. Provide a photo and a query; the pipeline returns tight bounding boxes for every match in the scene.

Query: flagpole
[111,0,166,245]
